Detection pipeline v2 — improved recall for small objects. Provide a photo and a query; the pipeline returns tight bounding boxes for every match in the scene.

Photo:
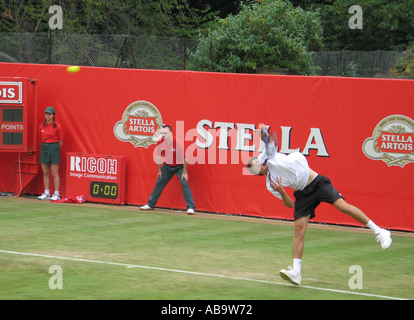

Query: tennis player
[247,123,392,285]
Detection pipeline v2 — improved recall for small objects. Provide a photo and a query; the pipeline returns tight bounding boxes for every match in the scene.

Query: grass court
[0,196,413,301]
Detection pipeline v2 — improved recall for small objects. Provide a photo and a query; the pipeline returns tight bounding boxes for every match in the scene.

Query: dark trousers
[147,164,195,210]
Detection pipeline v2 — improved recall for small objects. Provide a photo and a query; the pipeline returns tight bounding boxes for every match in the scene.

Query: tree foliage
[389,44,414,79]
[188,0,322,75]
[313,0,414,51]
[1,0,414,76]
[0,0,216,37]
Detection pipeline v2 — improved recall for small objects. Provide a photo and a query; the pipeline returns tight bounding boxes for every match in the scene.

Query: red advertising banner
[0,62,413,231]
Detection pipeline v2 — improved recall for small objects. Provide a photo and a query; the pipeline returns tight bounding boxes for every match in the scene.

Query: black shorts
[293,175,344,220]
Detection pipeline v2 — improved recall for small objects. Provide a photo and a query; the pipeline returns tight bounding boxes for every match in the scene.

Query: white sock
[367,220,381,235]
[45,189,50,196]
[293,258,302,274]
[54,191,60,196]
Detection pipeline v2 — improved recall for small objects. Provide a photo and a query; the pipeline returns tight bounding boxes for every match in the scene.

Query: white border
[0,81,23,104]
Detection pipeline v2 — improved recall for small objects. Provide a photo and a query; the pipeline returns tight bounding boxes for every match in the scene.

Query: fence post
[115,35,137,68]
[126,36,137,68]
[48,32,53,64]
[183,38,187,70]
[377,49,381,72]
[209,38,212,62]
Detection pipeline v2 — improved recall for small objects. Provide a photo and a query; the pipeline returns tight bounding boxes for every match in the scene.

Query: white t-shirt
[258,149,310,200]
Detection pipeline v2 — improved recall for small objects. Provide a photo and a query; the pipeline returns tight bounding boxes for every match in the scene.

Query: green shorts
[39,142,61,164]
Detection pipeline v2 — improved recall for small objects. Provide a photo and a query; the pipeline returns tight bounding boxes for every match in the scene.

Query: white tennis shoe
[37,193,50,200]
[50,194,60,201]
[280,266,301,285]
[139,204,154,211]
[376,229,392,250]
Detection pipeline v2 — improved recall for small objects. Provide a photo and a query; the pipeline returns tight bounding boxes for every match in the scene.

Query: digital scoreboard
[66,152,126,205]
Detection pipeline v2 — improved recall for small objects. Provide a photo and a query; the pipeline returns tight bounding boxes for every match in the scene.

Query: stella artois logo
[114,100,163,148]
[362,115,414,167]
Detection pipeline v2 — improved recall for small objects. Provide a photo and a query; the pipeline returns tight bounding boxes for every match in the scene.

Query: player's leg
[174,166,196,214]
[333,198,392,249]
[280,215,309,285]
[316,176,391,249]
[333,198,369,225]
[293,215,310,260]
[144,165,174,209]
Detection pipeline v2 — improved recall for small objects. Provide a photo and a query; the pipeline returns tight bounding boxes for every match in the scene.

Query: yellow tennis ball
[66,66,81,73]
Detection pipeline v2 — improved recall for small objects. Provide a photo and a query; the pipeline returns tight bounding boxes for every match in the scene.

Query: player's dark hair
[246,157,255,168]
[161,124,172,132]
[246,156,266,176]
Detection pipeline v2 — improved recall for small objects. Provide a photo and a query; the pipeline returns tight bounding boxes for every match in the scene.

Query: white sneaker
[280,266,301,285]
[37,193,50,200]
[187,208,195,215]
[50,194,60,201]
[139,204,154,211]
[376,229,392,250]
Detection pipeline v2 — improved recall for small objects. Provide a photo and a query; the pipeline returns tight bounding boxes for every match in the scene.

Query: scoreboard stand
[0,77,38,196]
[66,152,127,205]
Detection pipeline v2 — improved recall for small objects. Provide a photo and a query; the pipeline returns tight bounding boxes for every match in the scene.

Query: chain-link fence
[0,32,199,70]
[0,32,404,78]
[311,50,404,78]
